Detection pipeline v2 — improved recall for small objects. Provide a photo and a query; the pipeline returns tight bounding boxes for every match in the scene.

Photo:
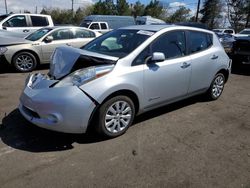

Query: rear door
[29,15,50,33]
[187,31,217,93]
[70,28,96,48]
[142,30,192,108]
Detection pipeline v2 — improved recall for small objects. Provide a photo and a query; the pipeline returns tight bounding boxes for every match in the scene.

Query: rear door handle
[181,62,191,69]
[211,55,218,60]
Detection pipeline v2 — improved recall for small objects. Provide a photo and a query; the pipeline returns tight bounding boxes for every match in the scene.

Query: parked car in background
[216,33,235,53]
[80,15,135,33]
[231,36,250,65]
[0,26,101,72]
[19,25,231,138]
[234,28,250,37]
[0,29,25,38]
[0,13,54,36]
[213,28,235,35]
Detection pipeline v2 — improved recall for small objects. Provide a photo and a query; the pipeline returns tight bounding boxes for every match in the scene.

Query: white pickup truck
[0,13,54,36]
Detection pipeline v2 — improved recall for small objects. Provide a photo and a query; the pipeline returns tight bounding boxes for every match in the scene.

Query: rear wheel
[206,73,225,100]
[95,96,135,138]
[12,52,37,72]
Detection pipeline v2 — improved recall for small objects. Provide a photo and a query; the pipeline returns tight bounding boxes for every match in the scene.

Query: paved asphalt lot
[0,62,249,188]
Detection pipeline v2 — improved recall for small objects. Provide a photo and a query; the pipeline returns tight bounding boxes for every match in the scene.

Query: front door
[143,30,191,109]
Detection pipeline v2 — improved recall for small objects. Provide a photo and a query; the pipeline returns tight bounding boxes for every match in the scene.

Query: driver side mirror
[147,52,165,63]
[44,36,53,43]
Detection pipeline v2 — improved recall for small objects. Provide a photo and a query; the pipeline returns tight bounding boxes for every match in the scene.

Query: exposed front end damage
[19,46,118,133]
[19,73,96,133]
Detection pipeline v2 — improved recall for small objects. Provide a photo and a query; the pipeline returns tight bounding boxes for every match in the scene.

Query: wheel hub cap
[105,101,132,134]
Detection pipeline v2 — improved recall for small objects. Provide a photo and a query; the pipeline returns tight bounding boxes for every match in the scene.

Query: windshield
[239,30,250,34]
[80,21,91,28]
[0,14,8,22]
[25,28,52,41]
[83,29,155,58]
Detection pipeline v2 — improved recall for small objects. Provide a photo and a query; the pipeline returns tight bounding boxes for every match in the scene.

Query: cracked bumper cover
[19,77,96,134]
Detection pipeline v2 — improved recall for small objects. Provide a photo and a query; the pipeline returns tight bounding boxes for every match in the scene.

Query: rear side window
[31,16,49,26]
[188,31,213,54]
[90,23,100,30]
[3,15,27,27]
[74,29,95,38]
[100,23,107,29]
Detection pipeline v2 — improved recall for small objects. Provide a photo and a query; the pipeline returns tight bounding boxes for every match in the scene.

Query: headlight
[0,47,7,55]
[54,65,114,87]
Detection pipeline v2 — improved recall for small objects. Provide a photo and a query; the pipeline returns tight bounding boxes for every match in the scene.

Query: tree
[226,0,247,32]
[132,1,145,18]
[200,0,222,29]
[144,0,163,18]
[167,6,191,23]
[73,6,93,25]
[92,0,116,15]
[117,0,131,15]
[245,0,250,27]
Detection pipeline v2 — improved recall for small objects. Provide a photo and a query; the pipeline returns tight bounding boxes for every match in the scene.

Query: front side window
[83,29,154,58]
[151,31,186,59]
[189,31,213,54]
[3,15,27,27]
[49,29,73,40]
[31,16,49,27]
[89,23,100,30]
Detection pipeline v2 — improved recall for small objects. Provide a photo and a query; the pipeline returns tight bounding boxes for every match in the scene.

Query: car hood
[0,36,31,46]
[49,46,119,80]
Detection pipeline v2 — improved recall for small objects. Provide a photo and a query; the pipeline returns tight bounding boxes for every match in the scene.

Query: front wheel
[95,96,135,138]
[206,73,225,100]
[12,52,37,72]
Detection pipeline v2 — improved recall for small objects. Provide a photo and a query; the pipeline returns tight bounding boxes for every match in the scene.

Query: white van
[0,13,54,36]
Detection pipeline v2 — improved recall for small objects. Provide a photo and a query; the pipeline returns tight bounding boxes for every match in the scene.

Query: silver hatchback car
[19,25,231,137]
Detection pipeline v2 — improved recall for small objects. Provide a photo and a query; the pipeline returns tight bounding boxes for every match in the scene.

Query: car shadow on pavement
[133,95,206,125]
[0,62,49,74]
[0,109,105,153]
[0,95,207,153]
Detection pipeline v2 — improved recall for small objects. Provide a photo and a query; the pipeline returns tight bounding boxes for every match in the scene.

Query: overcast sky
[0,0,198,15]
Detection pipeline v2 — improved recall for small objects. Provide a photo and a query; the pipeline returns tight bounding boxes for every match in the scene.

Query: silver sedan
[19,25,231,137]
[0,26,101,72]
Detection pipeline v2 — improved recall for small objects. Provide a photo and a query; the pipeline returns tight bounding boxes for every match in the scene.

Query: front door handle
[66,43,71,46]
[23,29,30,33]
[181,62,191,69]
[211,55,218,60]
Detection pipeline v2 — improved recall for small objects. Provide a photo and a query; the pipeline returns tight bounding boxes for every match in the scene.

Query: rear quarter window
[188,31,213,54]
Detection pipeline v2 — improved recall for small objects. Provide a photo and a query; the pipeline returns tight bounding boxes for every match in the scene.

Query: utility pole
[4,0,8,14]
[71,0,74,19]
[195,0,201,22]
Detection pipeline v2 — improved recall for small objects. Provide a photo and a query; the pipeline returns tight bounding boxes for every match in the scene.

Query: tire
[206,73,225,100]
[95,95,135,138]
[12,51,37,72]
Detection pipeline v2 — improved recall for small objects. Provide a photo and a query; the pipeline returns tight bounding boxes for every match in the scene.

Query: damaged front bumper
[19,73,97,133]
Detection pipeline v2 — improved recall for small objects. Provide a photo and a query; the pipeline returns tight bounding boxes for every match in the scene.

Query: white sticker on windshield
[137,30,155,36]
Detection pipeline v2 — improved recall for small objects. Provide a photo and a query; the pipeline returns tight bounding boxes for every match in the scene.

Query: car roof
[119,24,213,34]
[42,26,91,30]
[120,24,174,31]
